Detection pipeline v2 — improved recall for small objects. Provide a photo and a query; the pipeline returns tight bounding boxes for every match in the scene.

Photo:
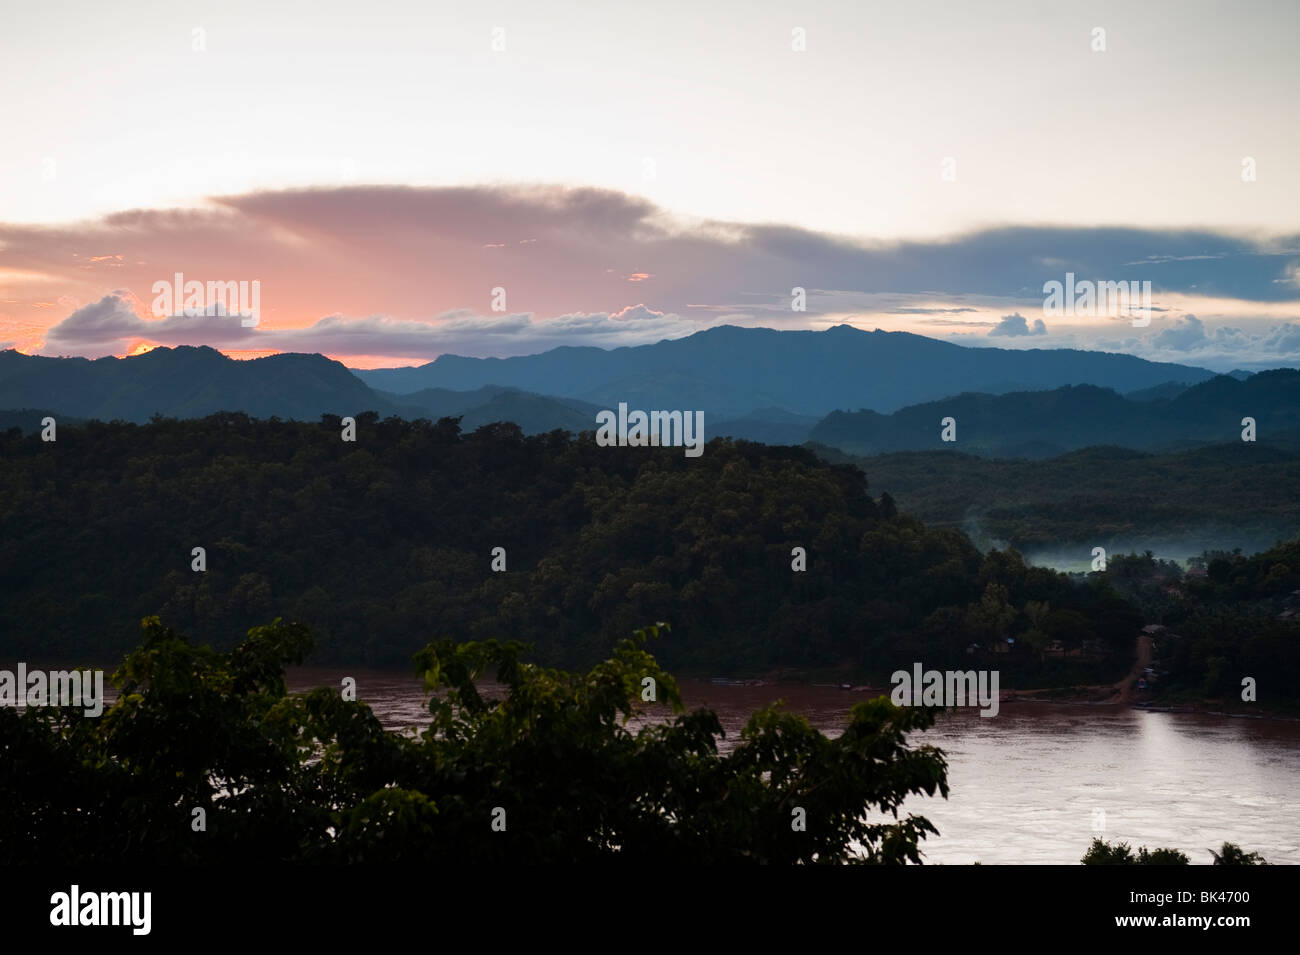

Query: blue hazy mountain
[709,407,824,444]
[0,346,412,422]
[0,408,87,433]
[0,347,600,434]
[353,324,1220,417]
[2,329,1265,451]
[807,369,1300,458]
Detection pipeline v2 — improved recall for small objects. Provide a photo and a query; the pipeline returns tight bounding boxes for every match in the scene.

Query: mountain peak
[353,325,1218,417]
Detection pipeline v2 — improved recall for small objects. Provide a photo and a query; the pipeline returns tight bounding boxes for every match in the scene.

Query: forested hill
[0,413,1139,680]
[808,369,1300,458]
[809,441,1300,556]
[0,346,411,422]
[353,324,1217,416]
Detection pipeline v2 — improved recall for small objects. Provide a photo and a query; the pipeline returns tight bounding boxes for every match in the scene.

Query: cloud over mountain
[989,313,1047,337]
[3,185,1299,365]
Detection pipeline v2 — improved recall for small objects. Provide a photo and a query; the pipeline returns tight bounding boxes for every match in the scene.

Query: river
[286,666,1300,865]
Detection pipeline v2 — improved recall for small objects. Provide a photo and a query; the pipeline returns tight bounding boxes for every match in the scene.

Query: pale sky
[5,0,1298,235]
[2,0,1299,368]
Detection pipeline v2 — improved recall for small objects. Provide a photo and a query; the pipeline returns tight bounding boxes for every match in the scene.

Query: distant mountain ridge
[0,346,409,423]
[376,384,602,432]
[0,408,86,434]
[3,327,1278,452]
[0,347,609,435]
[807,369,1300,457]
[353,324,1220,417]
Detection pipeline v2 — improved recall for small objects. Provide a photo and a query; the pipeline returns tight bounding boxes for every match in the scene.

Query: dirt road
[1110,634,1153,704]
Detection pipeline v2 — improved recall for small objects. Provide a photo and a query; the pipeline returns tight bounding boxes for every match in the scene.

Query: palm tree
[1209,841,1267,865]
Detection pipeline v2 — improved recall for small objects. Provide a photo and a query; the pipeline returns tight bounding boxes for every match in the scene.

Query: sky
[2,0,1298,371]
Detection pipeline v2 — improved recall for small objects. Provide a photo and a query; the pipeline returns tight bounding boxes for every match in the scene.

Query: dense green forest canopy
[1079,838,1269,865]
[1102,546,1300,703]
[0,620,950,864]
[1,413,1141,683]
[810,442,1300,555]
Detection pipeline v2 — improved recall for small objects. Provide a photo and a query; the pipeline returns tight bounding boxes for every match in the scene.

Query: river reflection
[285,667,1300,865]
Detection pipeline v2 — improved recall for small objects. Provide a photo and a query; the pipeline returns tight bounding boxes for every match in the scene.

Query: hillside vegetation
[811,442,1300,554]
[1,413,1140,684]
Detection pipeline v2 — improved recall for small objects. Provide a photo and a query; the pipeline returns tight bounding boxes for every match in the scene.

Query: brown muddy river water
[285,667,1300,865]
